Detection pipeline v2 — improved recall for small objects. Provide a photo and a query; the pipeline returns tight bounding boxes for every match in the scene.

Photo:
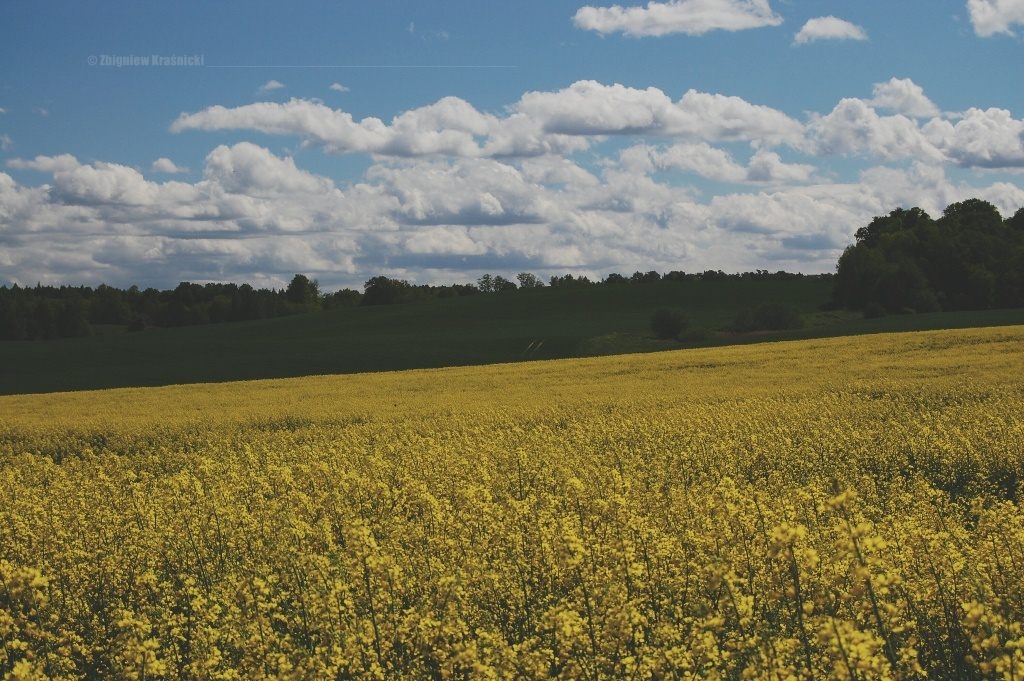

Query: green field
[2,276,1023,395]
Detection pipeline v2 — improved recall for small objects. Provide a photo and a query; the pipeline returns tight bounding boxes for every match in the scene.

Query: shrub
[678,327,710,343]
[753,303,803,331]
[863,302,887,319]
[650,308,689,340]
[732,303,802,332]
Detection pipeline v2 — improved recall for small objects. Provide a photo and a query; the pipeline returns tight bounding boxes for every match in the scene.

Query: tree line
[0,269,815,341]
[0,276,324,341]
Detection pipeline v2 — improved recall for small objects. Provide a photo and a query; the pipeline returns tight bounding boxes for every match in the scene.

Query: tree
[56,296,91,338]
[854,207,933,246]
[549,274,592,288]
[941,198,1002,231]
[286,274,320,305]
[631,270,661,283]
[0,295,27,340]
[834,199,1024,313]
[29,299,56,339]
[323,288,362,308]
[492,276,517,293]
[1008,208,1024,231]
[90,284,131,325]
[516,272,544,289]
[362,276,411,305]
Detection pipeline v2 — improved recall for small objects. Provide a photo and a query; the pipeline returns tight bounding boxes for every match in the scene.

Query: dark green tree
[362,276,411,305]
[835,199,1024,313]
[286,274,320,305]
[516,272,544,289]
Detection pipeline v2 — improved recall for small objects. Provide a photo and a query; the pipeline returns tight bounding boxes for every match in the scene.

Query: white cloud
[203,142,335,196]
[806,98,944,162]
[0,134,11,151]
[868,77,940,119]
[34,107,49,117]
[329,82,350,93]
[0,107,6,114]
[514,81,803,147]
[258,80,286,93]
[7,153,82,173]
[518,155,600,188]
[793,16,868,44]
[172,97,502,157]
[967,0,1024,36]
[801,83,1024,170]
[745,149,816,183]
[573,0,782,37]
[366,158,553,226]
[151,157,189,174]
[50,161,183,207]
[621,142,814,184]
[924,107,1024,168]
[172,82,805,158]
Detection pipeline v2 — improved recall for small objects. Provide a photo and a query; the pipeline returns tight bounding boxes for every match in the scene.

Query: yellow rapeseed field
[2,326,1024,680]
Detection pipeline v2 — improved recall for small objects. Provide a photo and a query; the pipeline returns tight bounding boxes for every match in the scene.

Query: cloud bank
[2,78,1023,289]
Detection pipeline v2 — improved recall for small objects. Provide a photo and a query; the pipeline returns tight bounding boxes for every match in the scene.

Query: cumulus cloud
[967,0,1024,36]
[171,82,805,157]
[172,97,502,157]
[367,158,553,226]
[800,80,1024,170]
[7,154,82,173]
[515,81,804,146]
[258,80,285,93]
[329,83,350,93]
[620,142,814,184]
[203,142,336,196]
[924,107,1024,168]
[793,16,868,44]
[868,77,940,119]
[745,149,816,183]
[806,98,944,162]
[573,0,782,37]
[151,157,189,174]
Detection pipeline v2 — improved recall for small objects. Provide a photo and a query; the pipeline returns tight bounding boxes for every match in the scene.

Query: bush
[863,302,887,319]
[731,303,802,332]
[650,308,689,340]
[731,308,756,333]
[678,327,710,343]
[753,303,803,331]
[126,316,147,332]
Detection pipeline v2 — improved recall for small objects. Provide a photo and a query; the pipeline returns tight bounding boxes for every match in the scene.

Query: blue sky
[1,0,1023,289]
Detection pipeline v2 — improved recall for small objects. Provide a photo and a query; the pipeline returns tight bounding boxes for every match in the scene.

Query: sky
[1,0,1023,290]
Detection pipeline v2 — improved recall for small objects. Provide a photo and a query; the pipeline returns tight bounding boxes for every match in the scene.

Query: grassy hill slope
[2,275,1022,395]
